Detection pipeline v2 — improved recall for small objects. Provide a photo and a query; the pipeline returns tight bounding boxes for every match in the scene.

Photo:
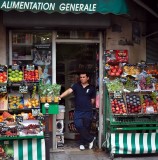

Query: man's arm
[91,98,95,105]
[59,88,73,99]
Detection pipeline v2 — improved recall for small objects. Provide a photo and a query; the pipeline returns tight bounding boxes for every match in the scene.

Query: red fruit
[110,72,115,76]
[112,69,117,73]
[116,72,120,76]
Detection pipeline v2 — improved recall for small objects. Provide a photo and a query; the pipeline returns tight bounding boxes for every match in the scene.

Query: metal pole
[44,103,50,160]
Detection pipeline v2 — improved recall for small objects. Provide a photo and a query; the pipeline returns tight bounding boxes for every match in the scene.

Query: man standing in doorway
[59,71,96,150]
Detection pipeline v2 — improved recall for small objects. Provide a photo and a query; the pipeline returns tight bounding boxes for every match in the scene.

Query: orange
[28,113,32,116]
[19,105,24,109]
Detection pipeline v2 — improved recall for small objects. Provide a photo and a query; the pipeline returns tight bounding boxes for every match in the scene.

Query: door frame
[52,31,104,149]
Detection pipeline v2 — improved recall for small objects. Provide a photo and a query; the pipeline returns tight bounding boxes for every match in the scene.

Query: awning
[0,0,128,15]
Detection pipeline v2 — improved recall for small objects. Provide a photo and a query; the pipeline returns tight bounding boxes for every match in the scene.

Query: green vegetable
[106,79,123,92]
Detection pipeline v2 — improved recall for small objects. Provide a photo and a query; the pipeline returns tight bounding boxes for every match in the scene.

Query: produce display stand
[0,64,61,160]
[103,51,158,159]
[0,103,59,160]
[104,90,158,159]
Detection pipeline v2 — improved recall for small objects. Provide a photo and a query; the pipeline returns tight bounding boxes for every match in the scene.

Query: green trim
[131,133,136,154]
[147,133,152,153]
[115,133,119,154]
[0,0,128,14]
[155,133,158,152]
[37,139,42,160]
[139,133,144,154]
[123,133,127,154]
[18,140,23,160]
[28,139,33,160]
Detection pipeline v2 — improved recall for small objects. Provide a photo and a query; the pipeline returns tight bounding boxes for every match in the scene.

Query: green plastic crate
[42,103,59,114]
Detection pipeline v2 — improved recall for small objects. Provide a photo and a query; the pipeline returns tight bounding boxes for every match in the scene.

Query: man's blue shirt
[71,82,96,111]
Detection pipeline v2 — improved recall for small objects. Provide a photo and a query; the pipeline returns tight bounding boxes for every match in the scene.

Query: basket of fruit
[8,65,23,83]
[123,77,139,92]
[123,64,140,76]
[137,73,155,91]
[107,64,123,77]
[125,93,142,114]
[8,94,24,110]
[110,93,127,115]
[23,65,39,82]
[141,93,157,114]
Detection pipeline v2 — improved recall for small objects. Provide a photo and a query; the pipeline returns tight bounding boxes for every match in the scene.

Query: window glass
[12,31,52,83]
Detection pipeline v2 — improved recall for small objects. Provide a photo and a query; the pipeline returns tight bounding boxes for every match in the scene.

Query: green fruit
[19,75,23,78]
[18,78,22,81]
[14,78,18,82]
[8,68,12,72]
[12,74,16,78]
[19,71,23,75]
[15,69,19,73]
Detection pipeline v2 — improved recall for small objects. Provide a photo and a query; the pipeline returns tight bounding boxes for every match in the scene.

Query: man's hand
[58,96,61,101]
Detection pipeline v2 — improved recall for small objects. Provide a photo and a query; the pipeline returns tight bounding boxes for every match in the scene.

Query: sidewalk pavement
[50,148,158,160]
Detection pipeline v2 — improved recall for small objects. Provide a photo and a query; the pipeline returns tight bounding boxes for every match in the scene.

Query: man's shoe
[89,137,96,149]
[79,145,85,151]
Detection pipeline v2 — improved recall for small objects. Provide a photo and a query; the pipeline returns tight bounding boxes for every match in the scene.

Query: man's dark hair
[79,71,90,78]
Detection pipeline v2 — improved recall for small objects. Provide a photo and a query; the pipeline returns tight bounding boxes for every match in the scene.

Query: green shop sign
[0,0,128,14]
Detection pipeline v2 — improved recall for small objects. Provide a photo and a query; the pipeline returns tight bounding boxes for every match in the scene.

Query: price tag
[114,91,122,98]
[105,65,110,70]
[15,116,23,122]
[0,65,6,72]
[19,85,28,93]
[137,62,147,69]
[120,77,127,83]
[0,86,7,93]
[37,116,44,121]
[0,122,6,127]
[151,78,157,83]
[26,65,35,71]
[40,126,44,131]
[104,50,114,57]
[32,109,40,116]
[4,141,9,144]
[132,80,139,85]
[11,65,20,70]
[16,124,24,131]
[2,127,9,132]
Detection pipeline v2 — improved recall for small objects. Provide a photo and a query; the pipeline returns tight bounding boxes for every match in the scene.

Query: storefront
[0,0,129,159]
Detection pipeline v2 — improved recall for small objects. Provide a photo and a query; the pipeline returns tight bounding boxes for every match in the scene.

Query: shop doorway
[56,43,99,149]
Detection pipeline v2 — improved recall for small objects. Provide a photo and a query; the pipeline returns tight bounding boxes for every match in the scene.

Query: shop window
[11,31,52,83]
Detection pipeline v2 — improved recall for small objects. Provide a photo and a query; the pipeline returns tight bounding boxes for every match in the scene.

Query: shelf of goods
[64,96,79,140]
[103,56,158,159]
[0,64,60,160]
